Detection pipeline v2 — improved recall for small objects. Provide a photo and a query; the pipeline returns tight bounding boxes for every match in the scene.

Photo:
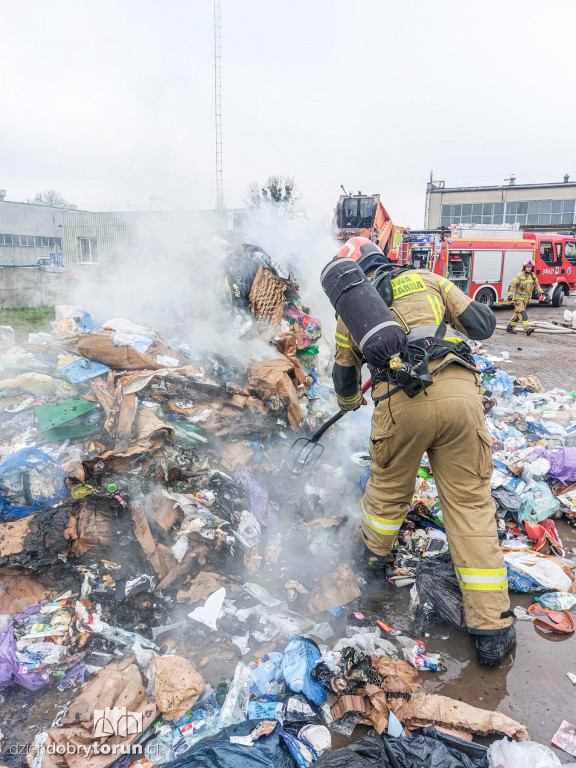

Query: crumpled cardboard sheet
[274,332,313,389]
[44,659,157,768]
[155,542,210,592]
[153,654,205,720]
[365,685,530,742]
[249,358,304,428]
[63,497,120,557]
[65,329,186,371]
[176,571,228,603]
[130,499,177,580]
[249,265,287,325]
[370,656,421,694]
[0,567,52,613]
[307,564,361,614]
[124,367,229,394]
[330,694,374,726]
[100,409,174,459]
[220,441,255,471]
[90,379,174,457]
[515,376,545,393]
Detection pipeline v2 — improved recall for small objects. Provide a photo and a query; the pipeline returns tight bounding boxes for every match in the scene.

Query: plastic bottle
[218,662,251,726]
[534,592,576,611]
[144,726,176,765]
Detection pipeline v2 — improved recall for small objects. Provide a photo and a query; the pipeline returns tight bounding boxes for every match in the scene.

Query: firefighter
[506,259,545,335]
[331,238,515,666]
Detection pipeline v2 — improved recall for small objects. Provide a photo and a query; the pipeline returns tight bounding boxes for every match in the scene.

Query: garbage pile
[0,245,574,767]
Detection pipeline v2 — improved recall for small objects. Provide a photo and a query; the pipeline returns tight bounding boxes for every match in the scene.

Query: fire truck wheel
[551,286,564,307]
[475,288,495,308]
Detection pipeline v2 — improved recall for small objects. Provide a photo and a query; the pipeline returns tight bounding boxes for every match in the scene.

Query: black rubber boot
[506,325,517,334]
[525,327,535,336]
[360,544,393,575]
[475,625,516,666]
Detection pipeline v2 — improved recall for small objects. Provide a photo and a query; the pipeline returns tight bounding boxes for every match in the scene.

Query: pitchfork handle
[310,378,372,444]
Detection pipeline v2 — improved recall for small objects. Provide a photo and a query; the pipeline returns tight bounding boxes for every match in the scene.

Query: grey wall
[0,200,64,266]
[0,266,66,308]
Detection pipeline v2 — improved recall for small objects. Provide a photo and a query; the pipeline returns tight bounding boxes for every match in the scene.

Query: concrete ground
[433,299,576,758]
[483,300,576,391]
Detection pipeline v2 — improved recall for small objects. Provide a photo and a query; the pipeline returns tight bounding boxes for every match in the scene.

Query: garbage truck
[333,192,407,260]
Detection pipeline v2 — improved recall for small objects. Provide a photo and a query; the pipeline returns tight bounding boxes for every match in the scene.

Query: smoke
[68,208,339,366]
[66,208,373,580]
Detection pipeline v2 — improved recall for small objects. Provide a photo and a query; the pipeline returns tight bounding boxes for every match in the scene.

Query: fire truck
[429,229,576,307]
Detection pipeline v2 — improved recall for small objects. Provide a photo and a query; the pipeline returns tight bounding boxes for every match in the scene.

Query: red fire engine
[418,229,576,307]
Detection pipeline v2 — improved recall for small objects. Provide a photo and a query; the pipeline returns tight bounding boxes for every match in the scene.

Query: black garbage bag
[491,487,522,519]
[383,727,488,768]
[164,719,296,768]
[314,729,390,767]
[280,693,323,736]
[413,553,466,634]
[315,727,488,768]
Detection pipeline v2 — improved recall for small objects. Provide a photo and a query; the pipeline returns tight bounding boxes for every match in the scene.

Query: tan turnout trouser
[362,365,511,633]
[510,299,531,331]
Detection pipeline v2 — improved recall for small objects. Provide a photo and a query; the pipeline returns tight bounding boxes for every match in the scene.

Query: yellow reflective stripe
[455,567,507,576]
[391,274,427,299]
[338,393,362,404]
[361,501,403,534]
[455,566,508,590]
[427,293,443,324]
[439,277,453,293]
[444,336,462,344]
[335,332,351,348]
[444,280,453,293]
[457,581,509,591]
[439,277,446,288]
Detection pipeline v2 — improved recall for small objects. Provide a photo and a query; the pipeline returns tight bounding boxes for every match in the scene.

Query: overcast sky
[1,0,574,226]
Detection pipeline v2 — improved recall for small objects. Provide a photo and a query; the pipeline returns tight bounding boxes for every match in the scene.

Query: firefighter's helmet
[335,236,384,267]
[523,259,535,269]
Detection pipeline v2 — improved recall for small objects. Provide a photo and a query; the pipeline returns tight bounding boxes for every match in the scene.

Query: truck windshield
[338,197,378,228]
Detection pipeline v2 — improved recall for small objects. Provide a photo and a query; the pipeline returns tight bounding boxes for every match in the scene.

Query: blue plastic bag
[281,635,326,706]
[0,447,68,522]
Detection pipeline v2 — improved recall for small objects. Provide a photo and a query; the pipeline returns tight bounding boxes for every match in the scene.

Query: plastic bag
[281,635,326,706]
[413,553,466,634]
[503,551,573,593]
[0,447,68,522]
[545,447,576,484]
[164,719,296,768]
[314,726,488,768]
[518,482,560,525]
[485,370,515,397]
[488,737,560,767]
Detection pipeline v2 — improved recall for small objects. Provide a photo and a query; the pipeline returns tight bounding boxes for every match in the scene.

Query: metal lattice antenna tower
[214,0,223,211]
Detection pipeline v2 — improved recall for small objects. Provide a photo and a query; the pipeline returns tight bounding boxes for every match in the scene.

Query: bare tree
[246,175,303,218]
[29,189,73,208]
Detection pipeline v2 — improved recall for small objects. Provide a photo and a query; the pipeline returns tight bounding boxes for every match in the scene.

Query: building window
[441,198,576,227]
[79,237,98,263]
[0,233,63,247]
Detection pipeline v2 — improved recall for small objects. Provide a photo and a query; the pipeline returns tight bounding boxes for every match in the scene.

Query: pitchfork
[287,378,372,474]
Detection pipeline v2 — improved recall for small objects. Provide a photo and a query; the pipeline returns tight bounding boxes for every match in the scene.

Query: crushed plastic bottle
[218,662,251,726]
[534,592,576,611]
